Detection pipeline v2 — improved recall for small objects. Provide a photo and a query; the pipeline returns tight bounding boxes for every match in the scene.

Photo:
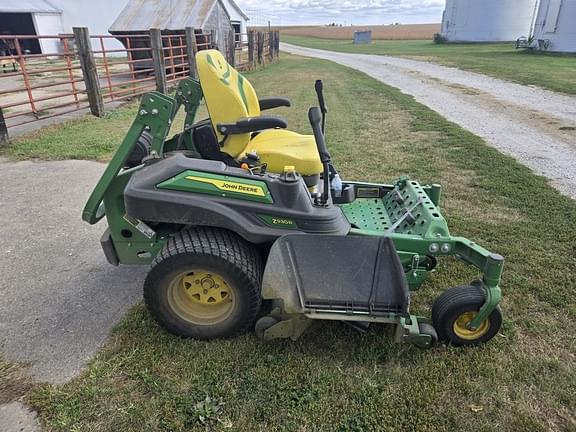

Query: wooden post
[275,31,280,57]
[227,30,235,66]
[73,27,104,117]
[210,30,217,49]
[257,32,264,66]
[248,31,255,69]
[149,28,167,94]
[185,26,198,78]
[0,107,9,145]
[269,31,274,60]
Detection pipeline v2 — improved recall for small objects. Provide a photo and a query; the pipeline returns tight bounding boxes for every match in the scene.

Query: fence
[0,28,280,144]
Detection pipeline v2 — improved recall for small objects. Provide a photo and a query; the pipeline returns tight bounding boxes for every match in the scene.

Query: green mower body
[83,78,504,348]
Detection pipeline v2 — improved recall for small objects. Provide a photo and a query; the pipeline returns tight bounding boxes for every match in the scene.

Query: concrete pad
[0,402,40,432]
[0,159,145,383]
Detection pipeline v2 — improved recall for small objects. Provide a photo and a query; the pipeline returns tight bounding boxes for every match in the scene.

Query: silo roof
[109,0,219,32]
[0,0,61,13]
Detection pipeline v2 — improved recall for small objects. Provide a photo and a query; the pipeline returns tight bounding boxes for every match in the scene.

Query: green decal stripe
[206,53,215,67]
[219,64,231,85]
[237,74,249,111]
[157,170,273,204]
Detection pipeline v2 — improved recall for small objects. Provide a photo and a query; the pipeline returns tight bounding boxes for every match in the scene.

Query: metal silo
[440,0,538,42]
[531,0,576,52]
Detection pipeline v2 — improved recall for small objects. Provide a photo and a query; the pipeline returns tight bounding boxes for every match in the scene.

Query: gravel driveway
[282,43,576,199]
[0,159,144,384]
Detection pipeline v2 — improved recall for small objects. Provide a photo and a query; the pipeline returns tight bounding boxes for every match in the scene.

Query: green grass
[0,100,196,162]
[8,54,576,431]
[283,35,576,95]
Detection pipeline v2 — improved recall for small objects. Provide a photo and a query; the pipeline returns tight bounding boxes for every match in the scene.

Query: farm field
[277,23,440,40]
[282,35,576,94]
[3,53,575,431]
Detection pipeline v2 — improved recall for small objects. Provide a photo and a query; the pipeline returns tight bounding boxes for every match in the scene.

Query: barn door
[543,0,562,33]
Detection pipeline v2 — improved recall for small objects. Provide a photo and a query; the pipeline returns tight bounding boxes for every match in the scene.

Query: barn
[109,0,246,52]
[531,0,576,53]
[0,0,248,55]
[0,0,131,53]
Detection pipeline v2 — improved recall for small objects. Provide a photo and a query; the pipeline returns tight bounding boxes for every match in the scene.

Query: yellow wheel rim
[167,269,235,325]
[453,311,490,341]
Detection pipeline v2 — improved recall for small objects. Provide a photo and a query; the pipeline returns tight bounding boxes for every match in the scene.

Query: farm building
[109,0,247,51]
[440,0,539,42]
[0,0,131,53]
[220,0,249,40]
[531,0,576,53]
[0,0,248,55]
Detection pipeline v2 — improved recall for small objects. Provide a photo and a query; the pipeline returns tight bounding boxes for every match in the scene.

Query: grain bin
[440,0,538,42]
[531,0,576,53]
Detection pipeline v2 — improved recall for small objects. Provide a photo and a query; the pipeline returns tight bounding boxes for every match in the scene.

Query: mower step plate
[262,235,409,316]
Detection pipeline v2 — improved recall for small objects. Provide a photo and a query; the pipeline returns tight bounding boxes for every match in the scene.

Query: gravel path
[282,43,576,199]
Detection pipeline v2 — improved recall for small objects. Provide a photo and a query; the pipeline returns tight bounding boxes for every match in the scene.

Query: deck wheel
[417,322,438,348]
[432,284,502,346]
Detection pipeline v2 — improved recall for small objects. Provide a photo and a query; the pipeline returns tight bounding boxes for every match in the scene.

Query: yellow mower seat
[242,130,322,175]
[196,50,322,176]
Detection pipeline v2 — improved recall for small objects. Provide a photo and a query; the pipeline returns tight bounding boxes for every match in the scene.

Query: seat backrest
[196,49,260,158]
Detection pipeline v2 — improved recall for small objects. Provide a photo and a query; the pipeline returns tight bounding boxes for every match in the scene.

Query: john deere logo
[185,176,266,197]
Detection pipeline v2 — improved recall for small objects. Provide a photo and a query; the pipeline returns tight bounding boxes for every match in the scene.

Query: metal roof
[109,0,220,32]
[0,0,61,13]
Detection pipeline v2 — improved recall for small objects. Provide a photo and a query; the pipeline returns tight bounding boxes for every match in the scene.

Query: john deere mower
[83,50,504,348]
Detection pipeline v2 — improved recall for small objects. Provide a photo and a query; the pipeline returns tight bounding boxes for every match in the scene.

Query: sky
[236,0,446,26]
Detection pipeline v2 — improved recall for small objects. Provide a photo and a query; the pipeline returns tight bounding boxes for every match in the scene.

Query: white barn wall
[441,0,538,42]
[33,13,64,54]
[220,0,248,34]
[48,0,130,52]
[532,0,576,52]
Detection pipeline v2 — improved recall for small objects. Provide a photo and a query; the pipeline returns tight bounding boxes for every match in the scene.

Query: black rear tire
[432,284,502,347]
[124,131,152,168]
[144,227,262,340]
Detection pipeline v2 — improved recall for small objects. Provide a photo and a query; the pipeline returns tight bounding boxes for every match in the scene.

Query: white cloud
[236,0,445,25]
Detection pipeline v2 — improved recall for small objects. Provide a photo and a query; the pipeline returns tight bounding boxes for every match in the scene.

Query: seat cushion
[242,130,323,176]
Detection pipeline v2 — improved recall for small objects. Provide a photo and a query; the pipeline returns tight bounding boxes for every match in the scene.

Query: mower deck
[262,235,409,316]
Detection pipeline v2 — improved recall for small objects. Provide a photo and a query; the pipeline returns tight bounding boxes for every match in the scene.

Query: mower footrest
[262,235,409,316]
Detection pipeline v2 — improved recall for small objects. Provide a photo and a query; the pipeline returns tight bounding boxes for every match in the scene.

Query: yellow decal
[185,176,266,197]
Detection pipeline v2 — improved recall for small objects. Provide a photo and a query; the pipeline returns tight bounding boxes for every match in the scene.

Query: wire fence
[0,28,280,143]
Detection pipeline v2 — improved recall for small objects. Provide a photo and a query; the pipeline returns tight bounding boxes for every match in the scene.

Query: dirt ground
[282,43,576,199]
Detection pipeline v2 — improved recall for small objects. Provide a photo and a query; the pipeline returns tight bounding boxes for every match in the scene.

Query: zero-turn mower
[83,50,504,349]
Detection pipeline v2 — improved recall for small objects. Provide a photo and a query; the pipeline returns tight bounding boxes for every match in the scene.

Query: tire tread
[144,227,262,338]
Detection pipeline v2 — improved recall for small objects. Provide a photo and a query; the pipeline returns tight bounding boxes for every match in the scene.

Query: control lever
[315,80,328,134]
[308,107,331,205]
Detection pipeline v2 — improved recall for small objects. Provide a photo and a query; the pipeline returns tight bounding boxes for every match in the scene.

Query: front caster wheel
[432,285,502,347]
[418,322,438,348]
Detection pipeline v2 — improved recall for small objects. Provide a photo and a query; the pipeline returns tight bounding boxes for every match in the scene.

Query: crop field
[2,53,575,431]
[271,24,440,40]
